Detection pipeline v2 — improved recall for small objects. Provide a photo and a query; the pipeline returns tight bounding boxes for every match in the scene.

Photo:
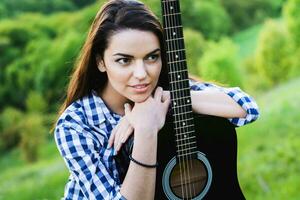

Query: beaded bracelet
[129,154,158,168]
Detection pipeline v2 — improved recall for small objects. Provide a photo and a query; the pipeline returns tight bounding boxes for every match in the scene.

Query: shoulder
[55,91,107,133]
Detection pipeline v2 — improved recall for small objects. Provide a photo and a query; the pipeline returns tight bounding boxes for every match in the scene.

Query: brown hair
[57,0,169,118]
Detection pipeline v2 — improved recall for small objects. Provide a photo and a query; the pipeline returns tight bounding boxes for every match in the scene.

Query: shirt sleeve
[189,80,260,127]
[54,115,126,200]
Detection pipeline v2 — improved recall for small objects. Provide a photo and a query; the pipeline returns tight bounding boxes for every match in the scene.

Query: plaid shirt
[54,81,259,200]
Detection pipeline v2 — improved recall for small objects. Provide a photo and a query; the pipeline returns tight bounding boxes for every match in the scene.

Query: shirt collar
[82,90,121,127]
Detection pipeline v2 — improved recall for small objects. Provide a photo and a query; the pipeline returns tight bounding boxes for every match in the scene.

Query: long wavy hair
[57,0,169,117]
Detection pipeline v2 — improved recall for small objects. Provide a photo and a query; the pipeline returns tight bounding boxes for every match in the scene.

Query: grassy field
[0,77,299,199]
[237,77,300,200]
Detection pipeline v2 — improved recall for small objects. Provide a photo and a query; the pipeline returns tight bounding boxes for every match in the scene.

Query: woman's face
[98,29,162,107]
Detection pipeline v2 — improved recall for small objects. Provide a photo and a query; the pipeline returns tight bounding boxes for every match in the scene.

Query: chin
[130,93,152,103]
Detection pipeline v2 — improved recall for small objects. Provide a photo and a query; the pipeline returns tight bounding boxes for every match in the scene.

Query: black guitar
[116,0,245,199]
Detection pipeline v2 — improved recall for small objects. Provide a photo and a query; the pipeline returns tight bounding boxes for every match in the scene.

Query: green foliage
[19,114,47,163]
[254,20,292,87]
[283,0,300,77]
[220,0,285,32]
[181,0,231,40]
[283,0,300,47]
[198,38,243,87]
[0,0,96,19]
[26,91,47,113]
[184,28,206,76]
[0,107,23,152]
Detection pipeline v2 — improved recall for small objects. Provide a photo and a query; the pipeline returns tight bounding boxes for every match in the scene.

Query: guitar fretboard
[162,0,197,158]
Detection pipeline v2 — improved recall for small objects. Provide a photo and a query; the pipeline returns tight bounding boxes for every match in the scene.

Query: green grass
[0,141,68,200]
[237,77,300,199]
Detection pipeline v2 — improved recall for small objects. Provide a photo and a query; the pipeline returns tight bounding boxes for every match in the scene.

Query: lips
[131,84,149,88]
[130,83,150,93]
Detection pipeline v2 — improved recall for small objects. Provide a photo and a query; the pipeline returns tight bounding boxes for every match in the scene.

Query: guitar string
[166,0,193,198]
[162,1,185,199]
[171,1,195,197]
[171,0,196,198]
[163,1,186,198]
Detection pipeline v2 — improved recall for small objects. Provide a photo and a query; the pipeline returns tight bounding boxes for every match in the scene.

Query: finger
[154,87,163,101]
[117,125,134,152]
[124,103,132,115]
[162,90,170,102]
[108,124,119,148]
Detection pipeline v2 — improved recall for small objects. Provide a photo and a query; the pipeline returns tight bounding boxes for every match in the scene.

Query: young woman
[54,0,259,199]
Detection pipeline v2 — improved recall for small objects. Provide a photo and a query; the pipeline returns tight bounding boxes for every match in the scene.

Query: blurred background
[0,0,299,199]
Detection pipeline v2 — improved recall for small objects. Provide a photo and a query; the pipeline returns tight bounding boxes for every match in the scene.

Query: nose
[133,60,147,80]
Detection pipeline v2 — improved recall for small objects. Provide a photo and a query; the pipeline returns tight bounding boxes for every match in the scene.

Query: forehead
[106,29,160,55]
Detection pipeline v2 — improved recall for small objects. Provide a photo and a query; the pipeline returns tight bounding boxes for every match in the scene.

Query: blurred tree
[181,0,231,40]
[254,20,292,87]
[184,28,207,76]
[198,37,243,87]
[19,113,46,163]
[0,107,22,152]
[283,0,300,77]
[220,0,285,32]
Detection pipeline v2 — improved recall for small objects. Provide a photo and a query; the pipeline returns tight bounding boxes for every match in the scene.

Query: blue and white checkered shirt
[54,81,259,200]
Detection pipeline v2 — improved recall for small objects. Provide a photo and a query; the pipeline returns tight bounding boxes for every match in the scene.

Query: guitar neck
[161,0,197,156]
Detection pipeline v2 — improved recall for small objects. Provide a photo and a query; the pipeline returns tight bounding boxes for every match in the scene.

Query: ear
[96,57,106,72]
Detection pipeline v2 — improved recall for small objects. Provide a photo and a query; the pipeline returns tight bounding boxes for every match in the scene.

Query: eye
[146,54,159,62]
[116,57,131,65]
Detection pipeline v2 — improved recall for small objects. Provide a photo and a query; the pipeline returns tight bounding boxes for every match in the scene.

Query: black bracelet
[129,154,158,168]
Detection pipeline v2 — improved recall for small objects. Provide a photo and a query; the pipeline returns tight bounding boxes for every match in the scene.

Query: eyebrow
[113,48,161,57]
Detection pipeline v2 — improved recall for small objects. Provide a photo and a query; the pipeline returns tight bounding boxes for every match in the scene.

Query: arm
[55,88,169,200]
[120,87,170,199]
[190,80,260,127]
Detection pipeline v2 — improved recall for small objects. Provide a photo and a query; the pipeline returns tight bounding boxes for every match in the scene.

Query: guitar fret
[172,96,190,101]
[173,117,194,124]
[177,141,197,148]
[170,78,189,84]
[175,130,195,136]
[172,103,192,109]
[177,146,197,153]
[168,59,186,64]
[164,25,182,30]
[163,12,181,17]
[166,37,184,42]
[170,87,190,92]
[176,136,196,142]
[177,151,197,157]
[167,49,185,53]
[169,69,187,74]
[174,124,194,129]
[174,111,193,116]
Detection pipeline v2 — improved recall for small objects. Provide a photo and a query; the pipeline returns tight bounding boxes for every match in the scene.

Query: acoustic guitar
[116,0,246,199]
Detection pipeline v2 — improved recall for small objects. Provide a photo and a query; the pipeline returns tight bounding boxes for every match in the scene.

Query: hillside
[237,77,300,199]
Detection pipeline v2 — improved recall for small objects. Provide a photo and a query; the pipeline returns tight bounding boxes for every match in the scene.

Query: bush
[19,114,47,163]
[0,107,23,152]
[184,28,207,76]
[181,0,231,40]
[221,0,285,32]
[254,20,292,87]
[198,38,243,87]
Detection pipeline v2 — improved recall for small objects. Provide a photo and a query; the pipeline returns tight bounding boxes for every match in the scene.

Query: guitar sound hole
[170,159,207,199]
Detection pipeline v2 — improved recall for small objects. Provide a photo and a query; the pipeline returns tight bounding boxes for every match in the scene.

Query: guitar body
[155,113,245,199]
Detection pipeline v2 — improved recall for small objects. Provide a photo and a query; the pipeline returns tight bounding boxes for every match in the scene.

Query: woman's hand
[125,87,170,136]
[108,114,133,154]
[108,87,170,153]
